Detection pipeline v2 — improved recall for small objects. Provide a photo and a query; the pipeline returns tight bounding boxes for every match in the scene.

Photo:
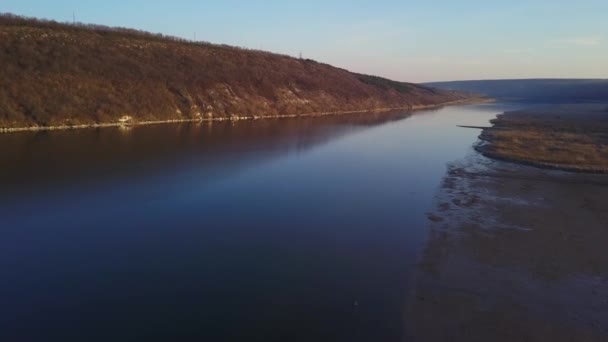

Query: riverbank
[409,153,608,341]
[0,98,489,134]
[476,104,608,173]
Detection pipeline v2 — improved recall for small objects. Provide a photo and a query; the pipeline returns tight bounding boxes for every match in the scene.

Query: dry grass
[478,105,608,172]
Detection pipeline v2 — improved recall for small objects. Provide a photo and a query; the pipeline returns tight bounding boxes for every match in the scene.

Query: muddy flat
[409,149,608,340]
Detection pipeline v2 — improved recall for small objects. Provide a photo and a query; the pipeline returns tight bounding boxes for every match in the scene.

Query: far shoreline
[0,98,491,134]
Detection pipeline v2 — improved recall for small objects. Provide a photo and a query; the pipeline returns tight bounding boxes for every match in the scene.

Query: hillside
[426,79,608,103]
[0,14,470,130]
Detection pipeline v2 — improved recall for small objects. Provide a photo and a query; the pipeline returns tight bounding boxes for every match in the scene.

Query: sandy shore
[408,153,608,341]
[0,98,489,134]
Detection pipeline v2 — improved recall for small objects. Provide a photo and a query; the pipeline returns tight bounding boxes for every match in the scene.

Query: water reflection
[0,112,411,200]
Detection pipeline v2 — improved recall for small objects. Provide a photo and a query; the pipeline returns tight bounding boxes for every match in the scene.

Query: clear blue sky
[3,0,607,82]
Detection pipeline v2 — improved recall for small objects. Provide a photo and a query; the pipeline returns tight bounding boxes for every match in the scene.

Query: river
[0,103,522,341]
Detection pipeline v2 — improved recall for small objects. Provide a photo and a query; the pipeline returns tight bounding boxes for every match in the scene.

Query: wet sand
[409,152,608,341]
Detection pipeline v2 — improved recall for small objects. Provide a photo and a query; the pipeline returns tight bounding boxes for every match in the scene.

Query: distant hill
[0,14,470,130]
[426,79,608,103]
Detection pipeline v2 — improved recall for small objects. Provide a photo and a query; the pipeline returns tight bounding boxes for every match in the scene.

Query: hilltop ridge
[426,79,608,102]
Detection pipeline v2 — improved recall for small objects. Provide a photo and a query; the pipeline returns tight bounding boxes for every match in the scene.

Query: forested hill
[0,14,470,130]
[426,79,608,103]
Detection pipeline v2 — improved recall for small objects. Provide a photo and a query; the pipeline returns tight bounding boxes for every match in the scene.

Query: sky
[2,0,607,82]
